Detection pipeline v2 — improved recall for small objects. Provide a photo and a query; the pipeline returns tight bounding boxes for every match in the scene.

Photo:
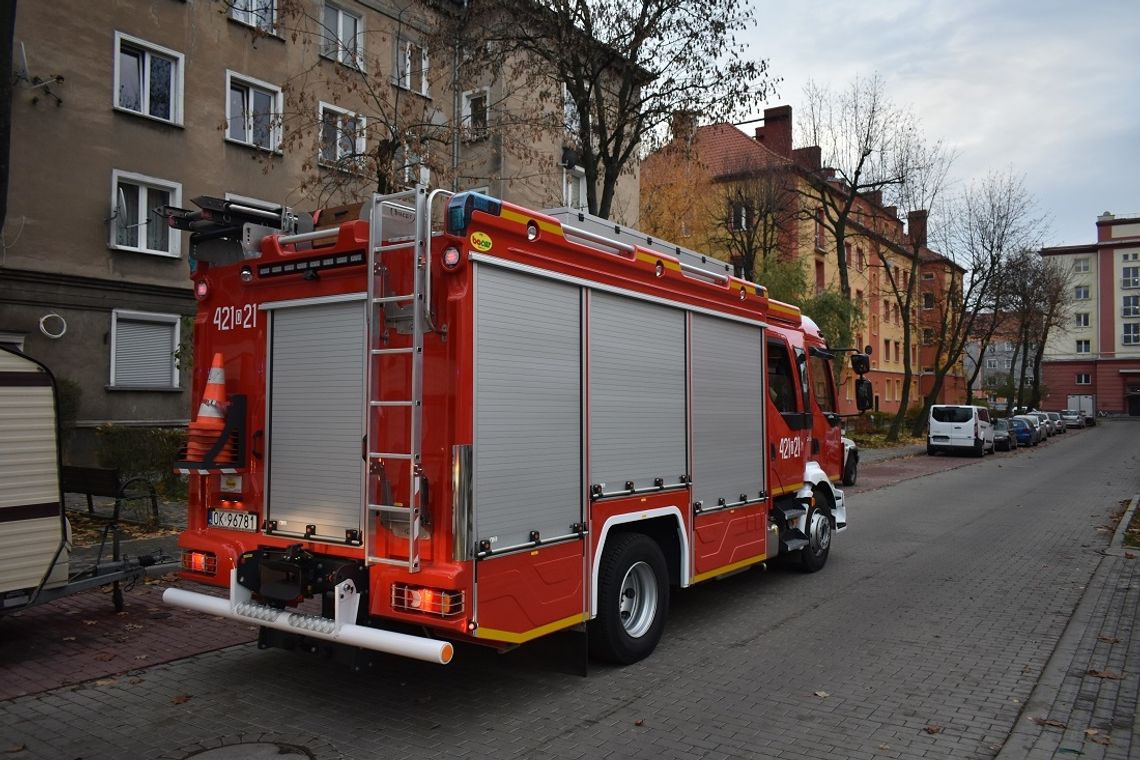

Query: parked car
[927,404,994,457]
[1060,409,1086,429]
[1046,411,1066,434]
[1028,411,1054,438]
[841,436,859,486]
[993,418,1018,451]
[1009,416,1037,447]
[1014,414,1043,445]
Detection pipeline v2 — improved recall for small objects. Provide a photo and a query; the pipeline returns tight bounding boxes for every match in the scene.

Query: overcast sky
[740,0,1139,247]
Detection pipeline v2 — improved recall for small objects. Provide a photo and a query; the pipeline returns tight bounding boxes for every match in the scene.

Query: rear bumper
[163,569,453,664]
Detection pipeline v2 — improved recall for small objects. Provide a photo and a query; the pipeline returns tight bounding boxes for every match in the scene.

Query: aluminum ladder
[363,185,435,573]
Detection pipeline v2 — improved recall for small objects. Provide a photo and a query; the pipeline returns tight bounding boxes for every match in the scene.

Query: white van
[927,404,994,457]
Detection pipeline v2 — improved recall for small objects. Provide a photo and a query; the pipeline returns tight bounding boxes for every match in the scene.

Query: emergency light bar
[446,191,502,236]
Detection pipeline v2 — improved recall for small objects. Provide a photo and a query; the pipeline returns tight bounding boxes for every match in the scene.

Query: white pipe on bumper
[163,570,453,665]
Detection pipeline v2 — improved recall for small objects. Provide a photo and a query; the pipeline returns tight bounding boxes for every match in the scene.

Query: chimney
[862,190,882,207]
[792,145,820,170]
[671,110,697,144]
[753,105,792,157]
[908,209,928,248]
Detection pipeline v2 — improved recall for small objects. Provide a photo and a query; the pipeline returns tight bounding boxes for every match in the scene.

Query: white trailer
[0,345,162,615]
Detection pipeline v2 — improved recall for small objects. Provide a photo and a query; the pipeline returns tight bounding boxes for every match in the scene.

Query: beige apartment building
[1,0,635,461]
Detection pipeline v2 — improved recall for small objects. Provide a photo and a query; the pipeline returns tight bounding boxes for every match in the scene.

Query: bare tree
[709,165,799,282]
[909,169,1045,436]
[877,132,955,440]
[798,75,913,306]
[479,0,775,219]
[1002,252,1070,409]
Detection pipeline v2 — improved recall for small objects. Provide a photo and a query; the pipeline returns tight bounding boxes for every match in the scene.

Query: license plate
[932,435,949,442]
[208,509,259,532]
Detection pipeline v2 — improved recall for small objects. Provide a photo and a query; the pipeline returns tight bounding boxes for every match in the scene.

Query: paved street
[1,421,1137,759]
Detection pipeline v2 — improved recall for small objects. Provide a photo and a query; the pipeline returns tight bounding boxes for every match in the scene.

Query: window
[857,247,866,272]
[395,143,430,187]
[1076,339,1090,354]
[894,341,900,363]
[883,338,890,361]
[893,303,900,324]
[766,339,800,414]
[110,170,182,257]
[564,165,587,210]
[110,310,180,389]
[922,271,935,280]
[1124,295,1140,317]
[321,3,362,68]
[1003,359,1011,369]
[395,37,429,96]
[815,209,826,250]
[230,0,275,32]
[1125,324,1140,346]
[730,202,750,232]
[1073,257,1089,273]
[986,358,997,369]
[855,290,864,307]
[1123,266,1140,289]
[882,298,890,320]
[922,328,935,345]
[319,103,365,167]
[114,32,183,124]
[1076,373,1091,385]
[1074,312,1089,328]
[808,354,835,413]
[461,87,489,141]
[1074,285,1089,300]
[922,292,935,309]
[226,72,281,150]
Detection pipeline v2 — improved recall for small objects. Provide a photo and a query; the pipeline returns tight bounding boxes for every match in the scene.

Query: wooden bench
[60,466,160,524]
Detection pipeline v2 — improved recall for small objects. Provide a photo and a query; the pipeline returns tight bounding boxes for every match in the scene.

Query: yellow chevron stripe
[474,612,589,644]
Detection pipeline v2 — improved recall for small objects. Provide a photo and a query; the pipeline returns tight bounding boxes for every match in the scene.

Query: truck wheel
[798,491,833,573]
[589,533,668,665]
[842,451,858,486]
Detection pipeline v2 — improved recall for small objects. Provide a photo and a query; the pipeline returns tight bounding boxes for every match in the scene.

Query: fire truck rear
[162,188,871,666]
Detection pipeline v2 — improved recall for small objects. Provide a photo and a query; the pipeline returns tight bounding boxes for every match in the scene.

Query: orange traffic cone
[186,353,235,463]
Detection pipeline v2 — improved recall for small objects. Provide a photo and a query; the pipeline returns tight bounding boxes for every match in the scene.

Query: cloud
[744,0,1140,245]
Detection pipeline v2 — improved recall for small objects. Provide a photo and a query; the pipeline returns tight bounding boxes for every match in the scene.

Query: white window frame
[1074,285,1090,300]
[109,170,183,258]
[564,165,588,211]
[230,0,276,32]
[1075,312,1090,328]
[1076,373,1091,386]
[1124,323,1140,346]
[394,143,430,187]
[318,102,366,168]
[1122,266,1140,289]
[1124,295,1140,318]
[395,37,429,96]
[730,202,750,232]
[1073,257,1089,273]
[225,70,283,151]
[461,87,490,141]
[320,3,363,69]
[114,32,184,125]
[109,310,181,389]
[1076,339,1091,354]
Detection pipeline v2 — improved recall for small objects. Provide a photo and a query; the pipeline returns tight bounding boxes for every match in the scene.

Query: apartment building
[1,0,635,462]
[640,105,965,415]
[1041,212,1140,415]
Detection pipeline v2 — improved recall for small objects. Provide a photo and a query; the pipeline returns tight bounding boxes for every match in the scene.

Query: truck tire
[798,490,833,573]
[842,450,858,486]
[589,533,669,665]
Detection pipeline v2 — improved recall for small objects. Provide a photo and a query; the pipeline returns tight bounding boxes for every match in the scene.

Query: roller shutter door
[690,315,765,508]
[267,300,364,538]
[473,265,582,551]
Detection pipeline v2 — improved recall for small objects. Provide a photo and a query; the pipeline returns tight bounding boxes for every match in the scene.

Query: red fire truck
[161,187,871,666]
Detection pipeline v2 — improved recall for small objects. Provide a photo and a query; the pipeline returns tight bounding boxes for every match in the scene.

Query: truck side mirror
[855,378,873,411]
[850,352,870,375]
